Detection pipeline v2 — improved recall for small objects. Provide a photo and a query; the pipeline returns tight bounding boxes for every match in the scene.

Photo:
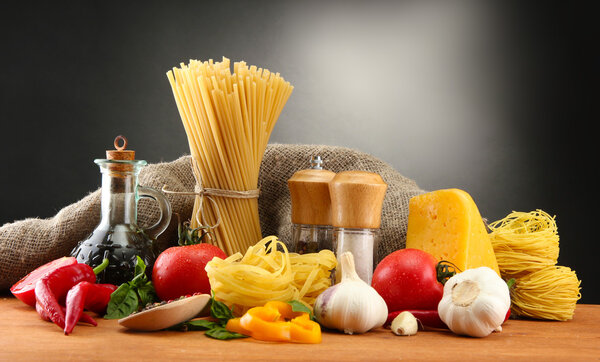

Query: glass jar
[71,159,171,285]
[333,227,380,285]
[291,224,334,254]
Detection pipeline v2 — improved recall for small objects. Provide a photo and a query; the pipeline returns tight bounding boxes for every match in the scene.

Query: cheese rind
[405,189,500,276]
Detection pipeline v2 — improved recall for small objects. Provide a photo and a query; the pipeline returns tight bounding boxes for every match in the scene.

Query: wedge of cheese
[405,188,500,276]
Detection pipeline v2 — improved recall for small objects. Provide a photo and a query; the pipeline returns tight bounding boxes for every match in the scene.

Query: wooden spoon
[118,294,211,331]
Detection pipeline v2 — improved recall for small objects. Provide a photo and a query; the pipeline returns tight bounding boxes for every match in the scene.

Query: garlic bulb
[438,267,510,338]
[314,251,388,334]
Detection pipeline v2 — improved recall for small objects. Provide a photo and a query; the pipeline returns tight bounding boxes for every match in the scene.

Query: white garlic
[437,267,510,338]
[314,251,388,334]
[390,311,418,336]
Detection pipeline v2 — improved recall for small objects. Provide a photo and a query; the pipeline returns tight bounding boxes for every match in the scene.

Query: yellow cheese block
[405,188,500,276]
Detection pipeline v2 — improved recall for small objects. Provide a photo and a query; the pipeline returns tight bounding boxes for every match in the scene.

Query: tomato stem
[436,260,461,285]
[177,214,214,246]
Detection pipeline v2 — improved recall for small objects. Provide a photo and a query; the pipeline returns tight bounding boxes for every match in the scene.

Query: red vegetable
[385,310,447,330]
[371,248,444,312]
[10,257,78,307]
[34,263,96,329]
[36,302,97,326]
[84,283,118,314]
[504,308,511,324]
[64,282,117,335]
[152,243,227,301]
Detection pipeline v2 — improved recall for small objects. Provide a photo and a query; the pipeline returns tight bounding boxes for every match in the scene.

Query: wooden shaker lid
[329,171,387,229]
[288,168,336,225]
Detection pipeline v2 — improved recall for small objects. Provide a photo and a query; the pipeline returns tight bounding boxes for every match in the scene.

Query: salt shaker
[287,156,336,254]
[329,171,387,284]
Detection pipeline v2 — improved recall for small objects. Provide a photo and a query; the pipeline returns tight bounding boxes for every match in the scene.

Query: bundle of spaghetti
[166,58,294,255]
[206,236,337,313]
[509,266,581,321]
[488,210,581,320]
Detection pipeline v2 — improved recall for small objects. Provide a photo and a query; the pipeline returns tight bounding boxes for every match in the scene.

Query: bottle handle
[138,185,172,240]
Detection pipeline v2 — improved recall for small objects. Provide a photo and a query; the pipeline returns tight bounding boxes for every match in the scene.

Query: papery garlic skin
[314,252,388,334]
[438,267,510,338]
[391,311,418,336]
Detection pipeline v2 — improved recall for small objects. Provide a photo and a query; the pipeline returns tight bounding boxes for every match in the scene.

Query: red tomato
[152,244,227,301]
[371,248,443,312]
[10,257,78,307]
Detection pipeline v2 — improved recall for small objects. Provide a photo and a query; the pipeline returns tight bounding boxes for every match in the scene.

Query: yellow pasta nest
[509,266,581,321]
[488,209,559,277]
[206,236,336,313]
[489,210,581,321]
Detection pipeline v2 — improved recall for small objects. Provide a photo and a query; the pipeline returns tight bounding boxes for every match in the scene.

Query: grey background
[1,1,596,303]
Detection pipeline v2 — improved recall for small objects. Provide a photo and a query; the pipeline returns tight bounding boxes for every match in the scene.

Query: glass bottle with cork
[71,136,172,285]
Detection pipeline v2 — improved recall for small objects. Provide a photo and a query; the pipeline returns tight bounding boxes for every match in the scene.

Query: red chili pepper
[85,283,118,314]
[36,302,97,326]
[64,282,117,335]
[11,257,78,307]
[34,263,96,329]
[385,310,448,330]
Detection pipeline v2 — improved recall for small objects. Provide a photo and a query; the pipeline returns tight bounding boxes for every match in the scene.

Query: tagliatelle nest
[205,235,336,315]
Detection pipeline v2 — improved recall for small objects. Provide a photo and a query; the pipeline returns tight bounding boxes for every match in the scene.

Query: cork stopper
[106,135,135,160]
[329,171,387,229]
[288,160,336,226]
[105,135,135,172]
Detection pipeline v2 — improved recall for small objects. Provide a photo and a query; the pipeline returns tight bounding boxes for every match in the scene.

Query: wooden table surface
[1,296,598,361]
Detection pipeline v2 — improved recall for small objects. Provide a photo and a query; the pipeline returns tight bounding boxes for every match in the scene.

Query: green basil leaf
[185,319,220,331]
[134,256,146,277]
[287,300,312,317]
[104,284,139,319]
[210,297,234,323]
[137,281,158,306]
[166,319,220,332]
[205,326,248,340]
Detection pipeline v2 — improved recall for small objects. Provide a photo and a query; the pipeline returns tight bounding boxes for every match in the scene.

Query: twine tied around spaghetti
[161,158,260,233]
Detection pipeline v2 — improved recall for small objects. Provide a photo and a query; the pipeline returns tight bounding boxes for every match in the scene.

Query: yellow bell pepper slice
[290,314,322,344]
[227,301,321,343]
[225,317,252,336]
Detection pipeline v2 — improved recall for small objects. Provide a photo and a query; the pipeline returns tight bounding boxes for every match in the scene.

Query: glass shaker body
[71,159,171,285]
[291,224,334,254]
[333,227,380,284]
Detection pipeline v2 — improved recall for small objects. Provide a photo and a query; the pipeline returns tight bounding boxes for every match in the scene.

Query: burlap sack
[0,144,425,290]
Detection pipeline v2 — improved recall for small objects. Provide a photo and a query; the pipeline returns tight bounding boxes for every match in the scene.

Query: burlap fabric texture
[0,144,425,290]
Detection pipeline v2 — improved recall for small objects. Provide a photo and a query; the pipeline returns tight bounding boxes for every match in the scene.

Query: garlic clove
[390,311,418,336]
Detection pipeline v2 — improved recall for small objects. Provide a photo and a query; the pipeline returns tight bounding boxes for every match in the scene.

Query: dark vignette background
[1,1,597,303]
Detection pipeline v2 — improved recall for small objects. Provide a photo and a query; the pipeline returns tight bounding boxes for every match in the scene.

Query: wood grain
[329,171,387,229]
[1,296,598,361]
[288,168,336,225]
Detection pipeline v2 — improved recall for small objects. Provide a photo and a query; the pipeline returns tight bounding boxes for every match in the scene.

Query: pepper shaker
[288,156,336,254]
[329,171,387,284]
